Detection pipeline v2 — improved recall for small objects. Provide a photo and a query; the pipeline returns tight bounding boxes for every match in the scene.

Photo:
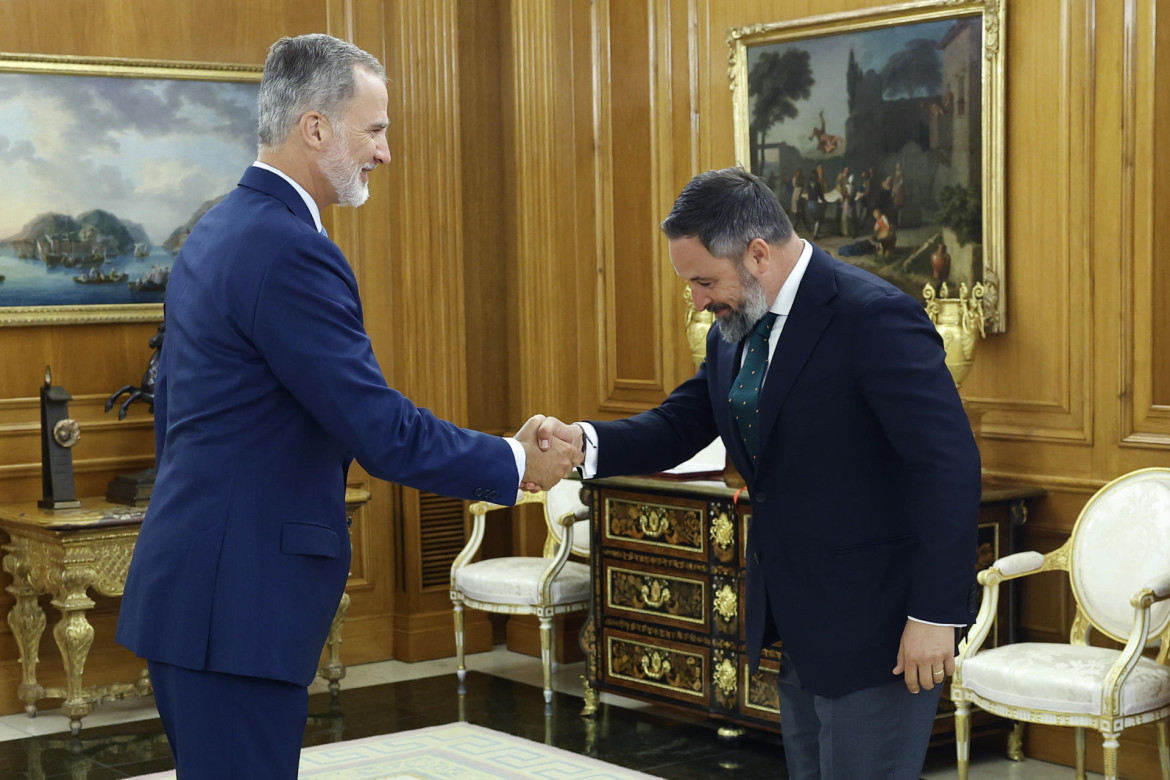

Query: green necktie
[729,312,779,462]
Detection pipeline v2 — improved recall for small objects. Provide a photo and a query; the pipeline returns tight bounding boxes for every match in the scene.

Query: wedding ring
[932,668,945,677]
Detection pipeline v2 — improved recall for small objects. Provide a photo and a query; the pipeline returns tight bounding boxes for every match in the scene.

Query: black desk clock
[38,366,82,510]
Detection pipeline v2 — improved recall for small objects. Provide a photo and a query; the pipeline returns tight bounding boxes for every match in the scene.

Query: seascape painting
[729,0,1006,331]
[0,56,260,325]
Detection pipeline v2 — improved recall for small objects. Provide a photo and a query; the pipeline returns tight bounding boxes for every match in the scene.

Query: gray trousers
[777,655,942,779]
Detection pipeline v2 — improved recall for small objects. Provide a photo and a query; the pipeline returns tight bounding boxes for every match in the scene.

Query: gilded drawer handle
[713,584,738,623]
[641,579,672,608]
[710,512,734,550]
[713,657,737,697]
[638,508,670,538]
[640,650,672,680]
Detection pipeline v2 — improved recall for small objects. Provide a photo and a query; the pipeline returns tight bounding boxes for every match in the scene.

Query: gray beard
[321,132,370,208]
[715,271,770,343]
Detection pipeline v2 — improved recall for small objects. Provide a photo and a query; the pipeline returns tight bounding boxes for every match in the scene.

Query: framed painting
[728,0,1006,332]
[0,53,261,326]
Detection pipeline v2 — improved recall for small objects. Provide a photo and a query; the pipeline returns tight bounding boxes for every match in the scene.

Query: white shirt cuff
[576,421,599,479]
[505,437,525,486]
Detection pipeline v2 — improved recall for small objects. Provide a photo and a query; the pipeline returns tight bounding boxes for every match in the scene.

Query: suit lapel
[757,247,837,449]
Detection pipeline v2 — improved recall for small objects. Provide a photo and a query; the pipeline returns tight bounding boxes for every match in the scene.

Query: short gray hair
[257,33,386,151]
[660,167,793,262]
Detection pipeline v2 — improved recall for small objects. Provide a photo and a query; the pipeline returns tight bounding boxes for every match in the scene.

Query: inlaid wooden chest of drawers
[579,474,1045,740]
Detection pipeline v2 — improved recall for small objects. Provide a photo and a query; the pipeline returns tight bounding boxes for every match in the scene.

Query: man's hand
[892,620,955,694]
[536,417,584,453]
[515,414,583,492]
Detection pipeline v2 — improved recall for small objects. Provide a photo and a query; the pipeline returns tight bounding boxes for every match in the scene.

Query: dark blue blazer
[116,167,518,686]
[590,245,981,697]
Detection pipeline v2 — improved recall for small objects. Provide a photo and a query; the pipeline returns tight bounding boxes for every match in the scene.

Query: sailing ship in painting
[0,195,222,305]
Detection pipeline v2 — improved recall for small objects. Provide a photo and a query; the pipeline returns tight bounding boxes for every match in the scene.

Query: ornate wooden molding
[1120,0,1170,446]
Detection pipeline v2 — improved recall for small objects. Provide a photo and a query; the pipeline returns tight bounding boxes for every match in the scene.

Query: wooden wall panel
[1123,0,1170,447]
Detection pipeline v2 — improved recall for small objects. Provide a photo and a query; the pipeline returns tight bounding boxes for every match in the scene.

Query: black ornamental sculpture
[104,322,164,506]
[39,366,82,509]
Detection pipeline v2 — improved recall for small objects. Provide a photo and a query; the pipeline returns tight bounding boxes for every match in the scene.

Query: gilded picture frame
[0,53,261,327]
[728,0,1007,332]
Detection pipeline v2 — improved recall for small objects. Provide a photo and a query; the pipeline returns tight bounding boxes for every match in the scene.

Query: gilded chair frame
[450,488,590,705]
[952,467,1170,780]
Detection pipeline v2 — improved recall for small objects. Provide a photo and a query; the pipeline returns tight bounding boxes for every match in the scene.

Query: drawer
[604,562,708,629]
[604,492,707,561]
[603,629,709,707]
[740,652,782,727]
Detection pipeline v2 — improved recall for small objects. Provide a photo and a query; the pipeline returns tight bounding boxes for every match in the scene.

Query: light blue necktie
[728,312,779,461]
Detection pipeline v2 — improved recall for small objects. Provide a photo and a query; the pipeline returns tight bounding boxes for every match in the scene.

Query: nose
[374,137,391,165]
[690,284,711,313]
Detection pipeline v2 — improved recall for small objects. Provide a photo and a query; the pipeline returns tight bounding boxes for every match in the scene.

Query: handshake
[515,414,586,493]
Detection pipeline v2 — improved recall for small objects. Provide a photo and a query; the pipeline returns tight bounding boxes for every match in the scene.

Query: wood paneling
[5,2,1170,774]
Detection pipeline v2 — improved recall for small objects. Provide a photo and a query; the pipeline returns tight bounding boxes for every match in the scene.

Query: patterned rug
[138,721,658,779]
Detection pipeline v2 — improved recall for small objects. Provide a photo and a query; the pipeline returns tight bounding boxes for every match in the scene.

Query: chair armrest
[451,493,546,585]
[958,551,1048,665]
[977,550,1046,586]
[1131,571,1170,609]
[1101,572,1170,715]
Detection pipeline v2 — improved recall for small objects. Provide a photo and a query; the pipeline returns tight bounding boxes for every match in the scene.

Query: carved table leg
[3,542,46,716]
[50,565,96,735]
[579,608,599,716]
[319,591,350,697]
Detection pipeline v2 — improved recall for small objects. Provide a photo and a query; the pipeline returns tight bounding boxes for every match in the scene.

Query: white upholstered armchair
[450,479,591,706]
[951,467,1170,780]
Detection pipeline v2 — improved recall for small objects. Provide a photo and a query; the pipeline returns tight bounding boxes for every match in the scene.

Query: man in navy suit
[116,34,581,778]
[541,168,981,778]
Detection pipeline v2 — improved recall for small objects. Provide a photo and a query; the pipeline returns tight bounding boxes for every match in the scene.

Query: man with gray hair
[539,167,981,778]
[116,33,580,777]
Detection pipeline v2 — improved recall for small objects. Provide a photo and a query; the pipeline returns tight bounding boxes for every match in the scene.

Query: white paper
[663,437,726,475]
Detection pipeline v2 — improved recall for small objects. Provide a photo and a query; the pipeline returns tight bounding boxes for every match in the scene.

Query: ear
[299,110,331,151]
[743,238,771,278]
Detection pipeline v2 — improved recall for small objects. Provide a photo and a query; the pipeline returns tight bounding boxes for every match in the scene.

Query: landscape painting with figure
[736,13,997,322]
[0,63,259,319]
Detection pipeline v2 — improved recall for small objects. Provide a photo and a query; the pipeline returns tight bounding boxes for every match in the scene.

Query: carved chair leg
[539,615,554,705]
[453,603,466,692]
[954,702,971,780]
[1007,720,1025,761]
[1075,727,1086,780]
[1157,720,1170,780]
[1101,731,1120,780]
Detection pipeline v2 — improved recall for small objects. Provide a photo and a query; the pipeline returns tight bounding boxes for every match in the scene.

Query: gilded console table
[0,487,370,733]
[579,474,1045,744]
[0,499,150,735]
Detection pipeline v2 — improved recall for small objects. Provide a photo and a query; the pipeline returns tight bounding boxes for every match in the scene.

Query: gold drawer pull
[713,584,738,623]
[640,579,672,608]
[710,512,734,550]
[638,508,671,538]
[640,650,672,680]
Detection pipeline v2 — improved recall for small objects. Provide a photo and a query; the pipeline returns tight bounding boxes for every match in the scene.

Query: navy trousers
[776,655,942,779]
[148,660,309,779]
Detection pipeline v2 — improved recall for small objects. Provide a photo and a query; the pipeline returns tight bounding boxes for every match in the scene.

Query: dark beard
[714,270,770,343]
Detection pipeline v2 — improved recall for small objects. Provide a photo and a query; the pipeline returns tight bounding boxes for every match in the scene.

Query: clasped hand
[516,415,584,492]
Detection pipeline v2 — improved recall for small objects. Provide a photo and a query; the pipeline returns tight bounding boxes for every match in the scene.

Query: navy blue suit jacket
[590,245,981,697]
[116,167,518,686]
